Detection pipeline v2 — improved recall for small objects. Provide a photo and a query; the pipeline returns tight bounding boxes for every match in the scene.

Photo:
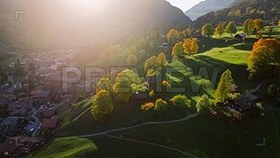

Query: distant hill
[185,0,235,20]
[193,0,280,29]
[0,0,192,51]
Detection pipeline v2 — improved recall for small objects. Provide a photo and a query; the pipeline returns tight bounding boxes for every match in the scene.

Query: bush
[149,90,155,98]
[170,94,192,111]
[196,95,212,113]
[154,98,168,112]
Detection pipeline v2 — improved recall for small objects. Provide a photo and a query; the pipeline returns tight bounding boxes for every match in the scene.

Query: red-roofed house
[42,116,58,130]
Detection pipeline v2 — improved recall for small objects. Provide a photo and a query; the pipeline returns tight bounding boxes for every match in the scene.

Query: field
[28,137,97,158]
[90,110,280,158]
[35,27,280,158]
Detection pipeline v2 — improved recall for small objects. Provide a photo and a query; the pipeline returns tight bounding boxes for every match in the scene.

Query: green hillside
[28,137,97,158]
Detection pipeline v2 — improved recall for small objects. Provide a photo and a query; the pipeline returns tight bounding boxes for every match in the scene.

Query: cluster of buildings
[0,50,78,157]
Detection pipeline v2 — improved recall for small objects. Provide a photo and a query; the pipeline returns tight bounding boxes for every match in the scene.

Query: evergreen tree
[215,70,235,102]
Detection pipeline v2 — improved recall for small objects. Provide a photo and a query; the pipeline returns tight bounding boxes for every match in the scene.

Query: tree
[157,52,168,67]
[248,38,280,80]
[246,7,253,14]
[113,69,141,102]
[225,22,237,36]
[196,95,211,113]
[126,53,138,65]
[254,19,264,32]
[96,78,112,92]
[278,20,280,26]
[170,94,192,110]
[141,102,155,111]
[167,29,180,44]
[172,42,184,58]
[144,56,158,71]
[182,28,192,38]
[234,9,241,16]
[182,38,199,56]
[154,98,168,112]
[202,23,214,37]
[215,69,235,103]
[91,90,113,123]
[243,19,255,35]
[215,23,224,37]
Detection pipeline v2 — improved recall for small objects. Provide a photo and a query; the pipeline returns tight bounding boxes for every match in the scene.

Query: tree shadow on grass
[167,59,218,97]
[194,55,253,89]
[232,38,257,51]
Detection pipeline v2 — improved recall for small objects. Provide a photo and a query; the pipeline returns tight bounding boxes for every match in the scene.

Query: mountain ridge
[185,0,235,20]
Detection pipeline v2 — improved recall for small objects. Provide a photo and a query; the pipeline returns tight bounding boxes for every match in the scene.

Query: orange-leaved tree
[248,38,280,80]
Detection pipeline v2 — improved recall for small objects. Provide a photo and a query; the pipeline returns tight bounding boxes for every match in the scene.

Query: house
[42,116,58,130]
[227,94,263,119]
[0,136,43,157]
[0,137,18,157]
[0,98,9,106]
[236,94,262,113]
[133,91,149,101]
[234,34,246,40]
[0,117,29,138]
[39,106,56,119]
[31,90,51,104]
[8,100,31,117]
[24,118,41,136]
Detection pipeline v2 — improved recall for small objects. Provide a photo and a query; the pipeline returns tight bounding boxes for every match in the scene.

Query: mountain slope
[0,0,192,50]
[193,0,280,29]
[185,0,235,20]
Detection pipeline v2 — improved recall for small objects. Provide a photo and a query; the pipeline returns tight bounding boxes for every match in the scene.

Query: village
[0,50,87,157]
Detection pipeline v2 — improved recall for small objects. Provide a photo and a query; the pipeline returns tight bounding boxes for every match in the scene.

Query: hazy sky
[167,0,204,11]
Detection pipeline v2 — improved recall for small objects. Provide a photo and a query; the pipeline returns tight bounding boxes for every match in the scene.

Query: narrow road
[58,113,198,157]
[60,113,198,138]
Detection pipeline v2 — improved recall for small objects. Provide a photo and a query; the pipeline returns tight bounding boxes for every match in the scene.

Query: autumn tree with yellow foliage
[182,38,199,56]
[167,29,180,44]
[91,90,113,123]
[254,19,264,32]
[157,52,168,67]
[215,23,225,37]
